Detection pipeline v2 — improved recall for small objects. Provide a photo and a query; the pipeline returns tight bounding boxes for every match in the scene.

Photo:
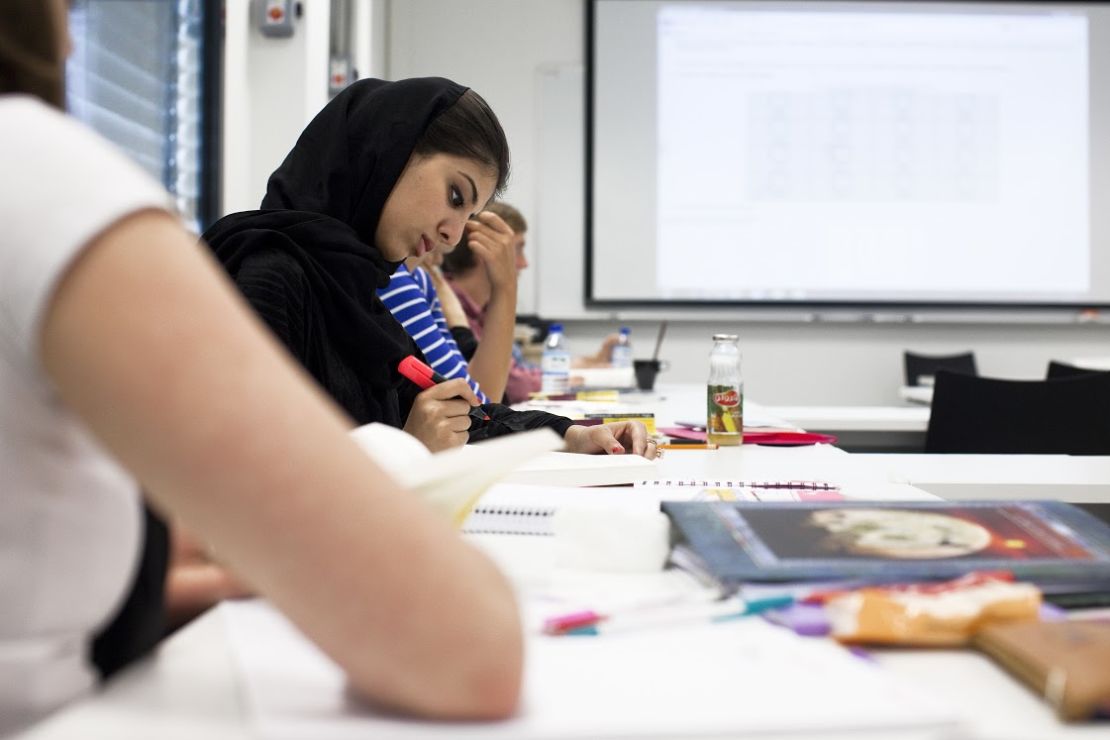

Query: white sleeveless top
[0,95,171,733]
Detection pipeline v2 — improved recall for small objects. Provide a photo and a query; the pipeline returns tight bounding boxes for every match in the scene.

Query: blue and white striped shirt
[378,265,488,403]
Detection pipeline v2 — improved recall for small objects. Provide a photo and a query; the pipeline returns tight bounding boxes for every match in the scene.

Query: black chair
[903,351,977,387]
[1046,360,1106,380]
[925,370,1110,455]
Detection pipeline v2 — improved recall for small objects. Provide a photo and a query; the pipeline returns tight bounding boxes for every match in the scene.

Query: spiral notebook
[635,478,845,502]
[462,483,698,536]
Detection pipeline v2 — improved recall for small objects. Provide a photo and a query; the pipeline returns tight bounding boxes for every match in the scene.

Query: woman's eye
[449,185,464,208]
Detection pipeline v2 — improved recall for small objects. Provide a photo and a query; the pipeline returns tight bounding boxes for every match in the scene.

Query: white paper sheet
[222,600,958,739]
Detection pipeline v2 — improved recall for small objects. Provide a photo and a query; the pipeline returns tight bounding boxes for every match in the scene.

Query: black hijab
[204,78,467,426]
[260,76,466,244]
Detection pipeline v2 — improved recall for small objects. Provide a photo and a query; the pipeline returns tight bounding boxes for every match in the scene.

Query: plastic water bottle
[610,326,633,368]
[541,323,571,394]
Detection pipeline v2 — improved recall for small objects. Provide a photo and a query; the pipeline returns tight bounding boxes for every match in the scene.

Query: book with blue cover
[661,500,1110,585]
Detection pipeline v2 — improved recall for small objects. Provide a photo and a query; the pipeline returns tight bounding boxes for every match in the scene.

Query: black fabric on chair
[924,370,1110,455]
[1046,360,1105,380]
[903,351,977,387]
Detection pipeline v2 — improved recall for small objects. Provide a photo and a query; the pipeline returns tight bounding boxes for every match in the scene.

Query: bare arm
[427,263,470,329]
[462,212,518,402]
[39,211,522,719]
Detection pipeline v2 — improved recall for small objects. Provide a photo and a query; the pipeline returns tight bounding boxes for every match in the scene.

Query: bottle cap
[620,326,630,334]
[712,333,738,341]
[549,323,563,333]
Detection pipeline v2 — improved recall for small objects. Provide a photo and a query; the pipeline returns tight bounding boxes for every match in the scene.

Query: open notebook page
[349,423,563,525]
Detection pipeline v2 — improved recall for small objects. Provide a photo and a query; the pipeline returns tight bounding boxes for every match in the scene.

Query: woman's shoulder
[0,96,164,192]
[0,94,69,133]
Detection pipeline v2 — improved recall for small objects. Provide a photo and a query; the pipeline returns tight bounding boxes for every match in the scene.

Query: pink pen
[542,610,604,635]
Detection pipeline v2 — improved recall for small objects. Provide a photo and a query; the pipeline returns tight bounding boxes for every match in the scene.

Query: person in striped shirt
[378,207,518,404]
[378,260,488,403]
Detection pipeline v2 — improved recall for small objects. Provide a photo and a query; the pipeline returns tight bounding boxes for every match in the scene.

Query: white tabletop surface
[531,383,933,434]
[765,403,931,432]
[14,394,1110,740]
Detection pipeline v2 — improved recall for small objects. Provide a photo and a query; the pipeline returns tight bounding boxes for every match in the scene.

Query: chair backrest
[903,351,977,387]
[925,370,1110,455]
[1046,360,1105,380]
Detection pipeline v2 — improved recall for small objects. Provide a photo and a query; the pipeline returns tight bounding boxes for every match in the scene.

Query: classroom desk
[899,384,934,405]
[853,453,1110,503]
[1071,356,1110,372]
[18,523,1108,740]
[15,402,1109,740]
[597,384,932,453]
[760,403,930,452]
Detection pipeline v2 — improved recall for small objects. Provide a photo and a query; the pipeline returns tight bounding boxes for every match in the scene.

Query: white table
[516,383,932,446]
[765,403,931,452]
[899,384,934,405]
[19,533,1109,740]
[15,414,1110,739]
[853,453,1110,503]
[1071,357,1110,372]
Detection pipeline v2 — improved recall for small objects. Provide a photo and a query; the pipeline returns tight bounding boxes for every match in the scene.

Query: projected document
[654,7,1089,301]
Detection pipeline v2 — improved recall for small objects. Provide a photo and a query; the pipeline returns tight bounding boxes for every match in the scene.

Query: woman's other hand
[562,421,658,459]
[402,378,480,451]
[465,212,518,296]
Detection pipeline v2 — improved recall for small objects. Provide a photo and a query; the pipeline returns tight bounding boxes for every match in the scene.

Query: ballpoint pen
[543,595,794,636]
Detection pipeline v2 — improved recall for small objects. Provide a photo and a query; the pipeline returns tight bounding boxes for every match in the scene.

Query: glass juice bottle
[707,334,743,446]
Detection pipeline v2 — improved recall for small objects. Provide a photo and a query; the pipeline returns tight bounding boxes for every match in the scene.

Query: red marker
[397,355,490,422]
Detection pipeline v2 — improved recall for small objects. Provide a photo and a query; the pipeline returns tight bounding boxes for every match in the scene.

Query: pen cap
[398,354,437,388]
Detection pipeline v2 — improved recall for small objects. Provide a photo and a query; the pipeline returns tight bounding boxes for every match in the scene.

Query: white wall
[222,0,330,214]
[218,0,1109,404]
[383,0,1110,404]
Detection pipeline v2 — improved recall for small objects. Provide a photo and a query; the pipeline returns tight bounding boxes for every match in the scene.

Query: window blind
[67,0,210,232]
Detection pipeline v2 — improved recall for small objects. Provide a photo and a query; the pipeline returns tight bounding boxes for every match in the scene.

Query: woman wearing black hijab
[205,77,655,457]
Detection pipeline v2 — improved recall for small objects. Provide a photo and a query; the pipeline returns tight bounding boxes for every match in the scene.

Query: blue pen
[547,595,795,637]
[712,595,795,623]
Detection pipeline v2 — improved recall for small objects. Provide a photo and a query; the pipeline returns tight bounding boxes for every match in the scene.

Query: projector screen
[588,1,1110,309]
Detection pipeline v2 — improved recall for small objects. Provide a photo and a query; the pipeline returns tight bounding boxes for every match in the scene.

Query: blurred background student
[441,201,619,404]
[377,208,519,404]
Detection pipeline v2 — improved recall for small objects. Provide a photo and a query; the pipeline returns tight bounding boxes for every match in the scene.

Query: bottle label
[541,351,571,393]
[707,383,743,440]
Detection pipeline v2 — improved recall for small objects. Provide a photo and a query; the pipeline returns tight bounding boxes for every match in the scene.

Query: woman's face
[375,153,497,263]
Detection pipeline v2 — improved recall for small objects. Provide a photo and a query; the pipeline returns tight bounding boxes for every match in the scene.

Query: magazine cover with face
[661,500,1110,585]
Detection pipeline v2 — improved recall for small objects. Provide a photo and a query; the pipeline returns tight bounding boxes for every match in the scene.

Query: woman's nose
[439,217,466,247]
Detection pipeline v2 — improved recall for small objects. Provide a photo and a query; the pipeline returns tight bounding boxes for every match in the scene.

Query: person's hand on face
[465,212,518,295]
[562,421,658,459]
[374,153,498,263]
[402,378,481,452]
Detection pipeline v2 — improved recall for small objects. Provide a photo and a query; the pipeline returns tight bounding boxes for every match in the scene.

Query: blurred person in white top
[0,0,521,733]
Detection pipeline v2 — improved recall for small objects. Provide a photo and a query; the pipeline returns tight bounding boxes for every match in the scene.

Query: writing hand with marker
[398,356,488,452]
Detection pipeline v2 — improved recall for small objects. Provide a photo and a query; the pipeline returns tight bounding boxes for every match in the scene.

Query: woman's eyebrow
[458,171,478,205]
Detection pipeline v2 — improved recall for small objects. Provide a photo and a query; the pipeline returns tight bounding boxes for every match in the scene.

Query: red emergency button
[268,6,284,21]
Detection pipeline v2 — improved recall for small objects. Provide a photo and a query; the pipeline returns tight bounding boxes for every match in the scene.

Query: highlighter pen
[397,355,490,423]
[657,442,718,451]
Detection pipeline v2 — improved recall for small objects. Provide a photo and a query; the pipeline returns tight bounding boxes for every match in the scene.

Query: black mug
[633,359,665,391]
